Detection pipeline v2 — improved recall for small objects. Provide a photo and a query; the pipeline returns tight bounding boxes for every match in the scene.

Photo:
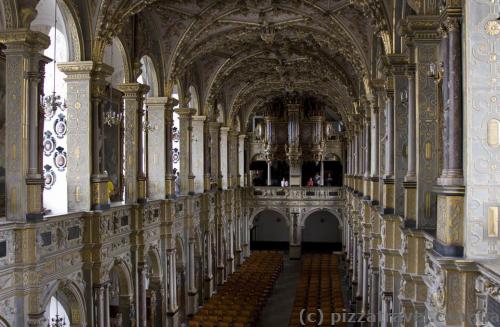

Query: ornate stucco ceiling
[93,0,392,129]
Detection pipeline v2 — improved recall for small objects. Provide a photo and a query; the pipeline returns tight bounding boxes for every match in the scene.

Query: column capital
[238,134,247,141]
[220,126,230,134]
[145,96,178,110]
[192,115,207,122]
[58,61,95,79]
[175,107,196,117]
[209,121,221,129]
[0,29,50,52]
[117,82,150,98]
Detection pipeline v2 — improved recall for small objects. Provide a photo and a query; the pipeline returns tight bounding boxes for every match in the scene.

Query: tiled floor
[256,256,302,327]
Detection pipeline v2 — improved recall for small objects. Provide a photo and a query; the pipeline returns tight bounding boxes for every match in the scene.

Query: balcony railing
[251,186,342,200]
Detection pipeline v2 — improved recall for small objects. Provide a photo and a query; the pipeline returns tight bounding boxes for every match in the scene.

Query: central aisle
[256,256,302,327]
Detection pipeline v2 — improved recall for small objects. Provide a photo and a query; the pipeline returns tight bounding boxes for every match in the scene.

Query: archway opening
[250,160,267,186]
[302,210,342,252]
[43,282,86,327]
[250,210,289,251]
[146,250,162,327]
[109,264,132,326]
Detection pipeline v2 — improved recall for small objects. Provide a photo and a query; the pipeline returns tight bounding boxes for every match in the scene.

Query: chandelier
[103,39,122,126]
[47,314,66,327]
[104,110,123,126]
[43,0,67,119]
[48,290,67,327]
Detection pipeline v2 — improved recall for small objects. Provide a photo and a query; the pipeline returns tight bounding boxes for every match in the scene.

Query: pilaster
[0,30,50,221]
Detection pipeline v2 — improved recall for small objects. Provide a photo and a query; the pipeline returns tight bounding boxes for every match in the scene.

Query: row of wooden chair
[289,254,345,327]
[189,251,284,327]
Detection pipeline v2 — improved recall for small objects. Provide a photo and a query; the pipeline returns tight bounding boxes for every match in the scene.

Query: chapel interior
[0,0,497,326]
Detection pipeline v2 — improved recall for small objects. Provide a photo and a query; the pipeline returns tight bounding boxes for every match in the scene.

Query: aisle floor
[256,256,301,327]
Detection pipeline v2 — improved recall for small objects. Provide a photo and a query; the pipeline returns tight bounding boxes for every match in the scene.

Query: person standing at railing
[307,177,314,187]
[326,172,333,186]
[314,172,321,186]
[281,177,286,187]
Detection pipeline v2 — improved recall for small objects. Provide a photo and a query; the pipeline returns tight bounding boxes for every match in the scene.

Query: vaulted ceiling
[92,0,393,129]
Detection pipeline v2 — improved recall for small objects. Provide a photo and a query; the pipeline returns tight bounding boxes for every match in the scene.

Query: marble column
[363,115,371,200]
[445,17,463,185]
[0,30,49,221]
[204,121,212,191]
[370,102,380,204]
[238,134,246,187]
[229,131,239,188]
[164,97,178,198]
[205,231,214,298]
[356,241,363,300]
[117,83,150,203]
[226,218,235,274]
[405,62,417,182]
[94,285,105,327]
[145,97,169,200]
[187,239,198,315]
[220,127,230,190]
[439,27,450,180]
[104,283,110,327]
[370,269,380,327]
[191,116,206,193]
[403,40,417,225]
[361,253,369,314]
[383,85,395,213]
[208,122,221,189]
[216,223,225,285]
[138,264,148,327]
[434,16,465,253]
[267,161,272,186]
[175,107,196,195]
[166,249,179,326]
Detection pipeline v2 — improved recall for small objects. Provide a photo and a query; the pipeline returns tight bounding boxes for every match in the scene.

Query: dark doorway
[250,161,267,186]
[301,161,320,186]
[250,210,289,251]
[323,161,343,186]
[302,210,342,252]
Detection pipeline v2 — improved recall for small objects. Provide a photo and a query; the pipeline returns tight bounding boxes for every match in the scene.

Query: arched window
[32,0,70,215]
[45,296,70,325]
[137,56,158,97]
[102,38,127,203]
[188,85,199,114]
[172,84,180,194]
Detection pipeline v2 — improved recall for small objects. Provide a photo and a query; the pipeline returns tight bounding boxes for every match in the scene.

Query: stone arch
[249,207,289,228]
[0,316,8,327]
[147,246,162,283]
[301,209,343,247]
[138,54,159,97]
[300,208,343,229]
[188,85,200,115]
[216,103,225,124]
[42,279,87,327]
[30,0,83,61]
[250,208,290,247]
[108,259,134,326]
[108,259,134,299]
[103,36,131,86]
